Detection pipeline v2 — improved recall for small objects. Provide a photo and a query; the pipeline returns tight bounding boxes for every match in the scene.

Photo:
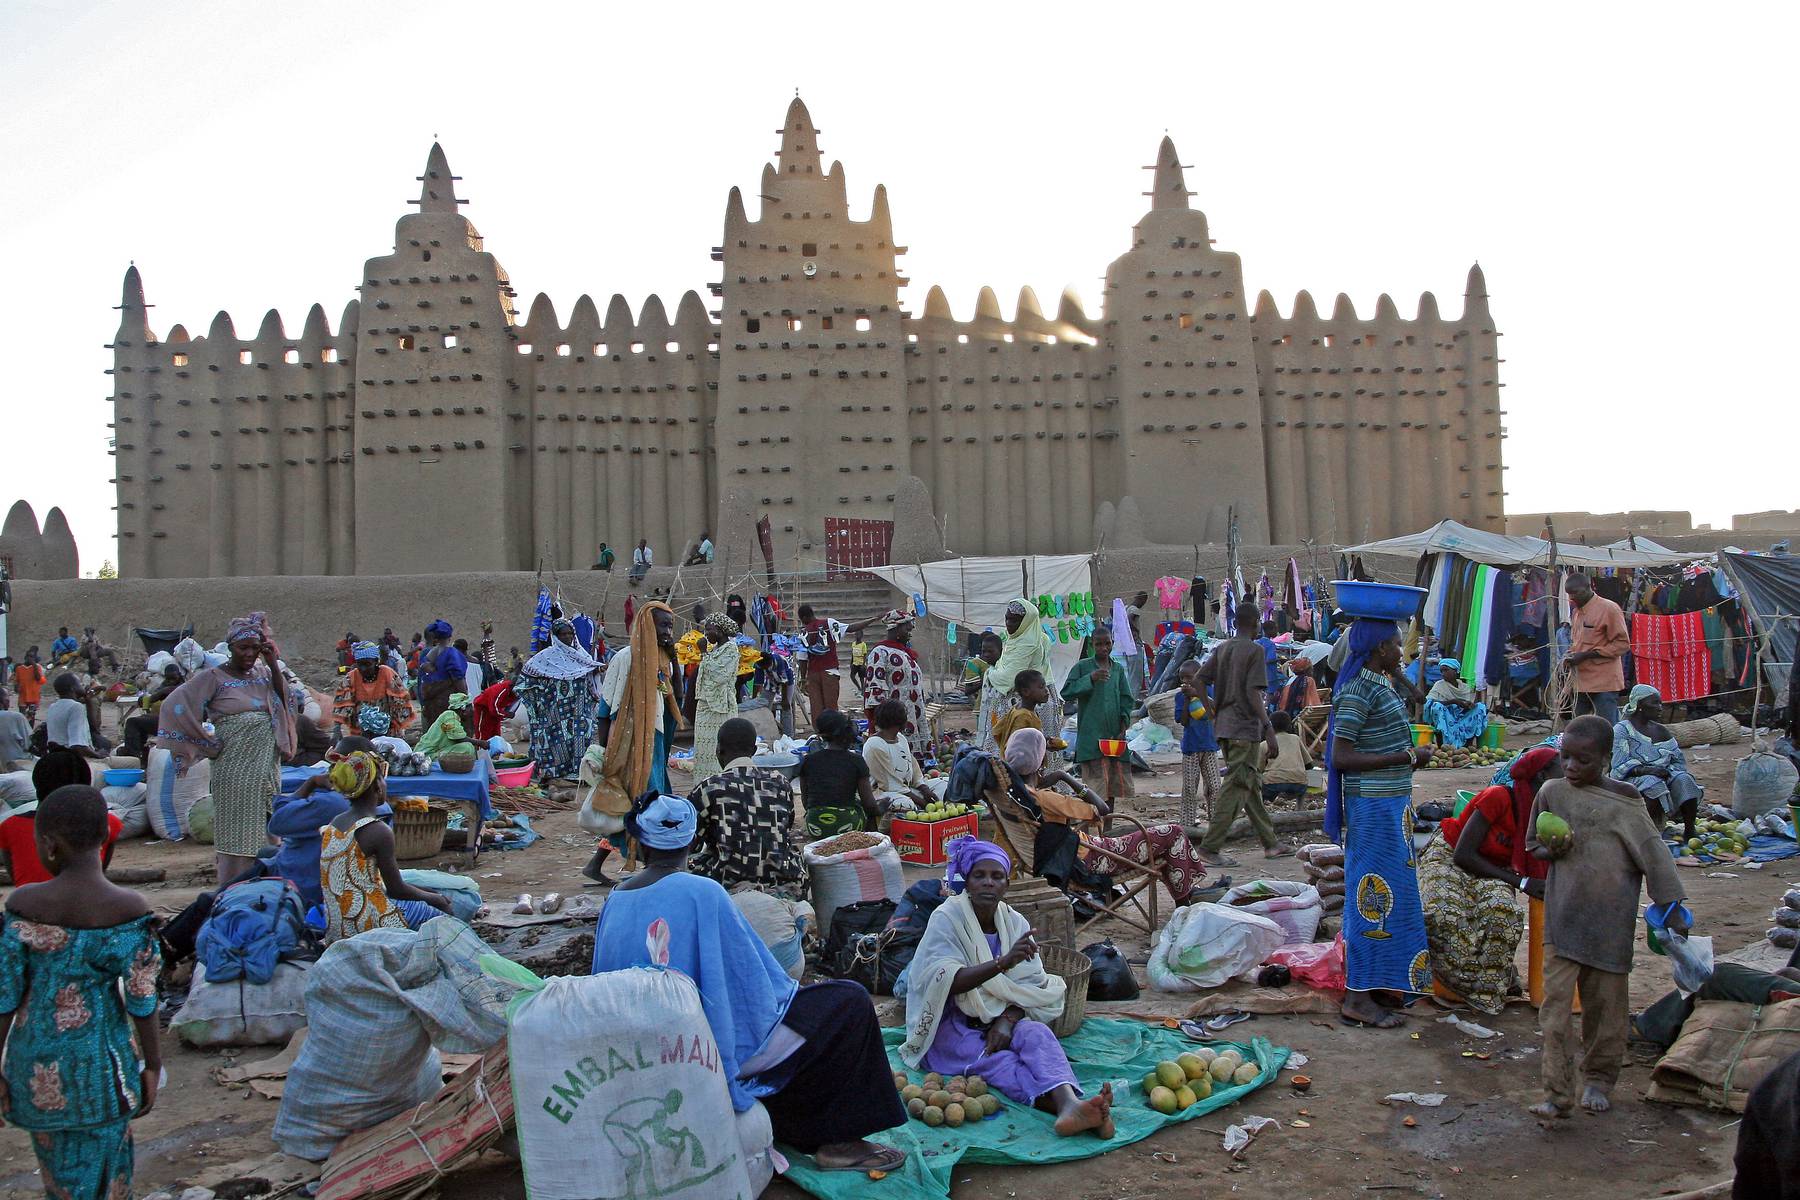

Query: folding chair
[982,763,1166,936]
[1297,700,1332,761]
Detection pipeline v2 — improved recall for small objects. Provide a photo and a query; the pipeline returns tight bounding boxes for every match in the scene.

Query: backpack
[195,877,314,985]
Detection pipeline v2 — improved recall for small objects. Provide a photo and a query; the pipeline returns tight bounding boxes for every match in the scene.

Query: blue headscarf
[632,794,698,850]
[1437,658,1461,678]
[352,641,381,662]
[1324,617,1400,843]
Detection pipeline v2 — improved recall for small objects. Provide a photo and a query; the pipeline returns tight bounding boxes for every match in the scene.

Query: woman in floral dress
[861,610,929,757]
[0,784,162,1200]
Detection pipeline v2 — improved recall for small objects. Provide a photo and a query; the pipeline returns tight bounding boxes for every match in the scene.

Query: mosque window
[1178,314,1193,330]
[1002,333,1014,343]
[957,334,969,344]
[746,318,760,333]
[856,318,872,332]
[516,343,533,354]
[171,353,189,367]
[321,349,338,363]
[786,317,804,332]
[594,342,607,355]
[802,243,817,256]
[239,351,253,365]
[284,349,300,363]
[557,344,571,357]
[396,336,415,351]
[1323,335,1337,348]
[630,341,645,354]
[665,341,680,353]
[443,335,458,349]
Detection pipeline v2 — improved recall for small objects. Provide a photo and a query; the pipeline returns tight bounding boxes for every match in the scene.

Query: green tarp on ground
[780,1019,1290,1200]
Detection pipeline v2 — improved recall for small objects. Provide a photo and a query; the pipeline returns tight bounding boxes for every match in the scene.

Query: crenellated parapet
[111,103,1499,578]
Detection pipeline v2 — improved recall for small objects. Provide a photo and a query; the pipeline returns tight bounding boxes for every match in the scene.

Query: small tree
[96,559,118,580]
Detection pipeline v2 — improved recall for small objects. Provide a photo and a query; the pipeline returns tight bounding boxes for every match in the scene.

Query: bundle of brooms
[317,1043,514,1200]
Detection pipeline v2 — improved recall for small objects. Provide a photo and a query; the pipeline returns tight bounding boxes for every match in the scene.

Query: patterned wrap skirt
[1341,788,1432,996]
[1417,836,1523,1014]
[28,1119,133,1200]
[211,709,279,857]
[518,675,599,781]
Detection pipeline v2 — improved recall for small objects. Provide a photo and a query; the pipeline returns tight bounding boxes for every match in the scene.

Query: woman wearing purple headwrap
[158,611,298,884]
[899,836,1115,1138]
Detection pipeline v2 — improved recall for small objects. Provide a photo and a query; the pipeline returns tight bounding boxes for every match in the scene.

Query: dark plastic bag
[822,899,898,993]
[1081,938,1140,1001]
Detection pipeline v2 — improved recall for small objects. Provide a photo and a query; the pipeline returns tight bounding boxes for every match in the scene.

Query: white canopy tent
[1346,520,1710,570]
[861,554,1095,686]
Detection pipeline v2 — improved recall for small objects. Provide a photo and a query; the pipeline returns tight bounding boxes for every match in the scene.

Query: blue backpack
[195,877,313,985]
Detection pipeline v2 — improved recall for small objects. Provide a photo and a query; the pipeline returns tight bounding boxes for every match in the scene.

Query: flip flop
[814,1144,907,1173]
[1340,1011,1405,1029]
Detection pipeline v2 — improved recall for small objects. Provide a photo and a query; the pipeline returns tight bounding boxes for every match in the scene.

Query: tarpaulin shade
[861,554,1094,684]
[1347,520,1711,570]
[1723,551,1799,697]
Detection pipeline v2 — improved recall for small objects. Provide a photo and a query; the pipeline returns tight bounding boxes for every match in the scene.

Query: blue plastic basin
[1333,580,1428,620]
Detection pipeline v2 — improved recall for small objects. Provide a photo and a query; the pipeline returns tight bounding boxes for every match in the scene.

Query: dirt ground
[0,732,1783,1200]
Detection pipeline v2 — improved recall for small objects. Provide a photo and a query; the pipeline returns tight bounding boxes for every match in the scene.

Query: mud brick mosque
[107,98,1502,579]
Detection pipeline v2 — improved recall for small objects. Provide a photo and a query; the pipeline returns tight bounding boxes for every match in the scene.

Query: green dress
[0,912,160,1200]
[1061,656,1135,765]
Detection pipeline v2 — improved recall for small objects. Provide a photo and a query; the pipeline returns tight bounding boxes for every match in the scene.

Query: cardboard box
[889,812,979,866]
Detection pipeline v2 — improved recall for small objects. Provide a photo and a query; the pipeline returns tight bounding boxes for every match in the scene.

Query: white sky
[3,1,1794,574]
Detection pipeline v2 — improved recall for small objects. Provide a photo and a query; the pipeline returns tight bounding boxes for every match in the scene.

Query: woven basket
[1040,943,1092,1038]
[393,805,449,861]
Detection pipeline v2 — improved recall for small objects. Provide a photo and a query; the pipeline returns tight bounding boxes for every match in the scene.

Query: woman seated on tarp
[899,838,1115,1138]
[998,728,1208,906]
[589,794,908,1173]
[1418,745,1559,1014]
[1612,684,1703,844]
[1423,659,1489,747]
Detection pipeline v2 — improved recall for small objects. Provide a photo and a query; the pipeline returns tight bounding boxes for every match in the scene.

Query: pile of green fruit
[895,1071,1002,1127]
[910,802,976,824]
[1685,819,1751,858]
[1425,745,1510,770]
[1141,1049,1256,1113]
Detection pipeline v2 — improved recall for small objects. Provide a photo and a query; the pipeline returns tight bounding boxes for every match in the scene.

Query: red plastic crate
[889,812,979,866]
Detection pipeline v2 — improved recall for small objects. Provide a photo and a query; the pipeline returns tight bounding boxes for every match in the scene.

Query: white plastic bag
[803,831,905,937]
[146,746,210,840]
[1219,880,1324,945]
[172,961,310,1047]
[1663,930,1715,995]
[1147,902,1288,991]
[509,967,757,1200]
[1733,750,1799,818]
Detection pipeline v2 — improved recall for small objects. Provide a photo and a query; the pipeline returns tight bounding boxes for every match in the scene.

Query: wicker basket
[1040,943,1092,1038]
[393,805,450,861]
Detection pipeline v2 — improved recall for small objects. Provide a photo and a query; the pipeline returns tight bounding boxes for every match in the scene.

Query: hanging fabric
[1632,611,1710,702]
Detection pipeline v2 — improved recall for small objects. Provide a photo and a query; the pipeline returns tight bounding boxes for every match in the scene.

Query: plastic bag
[1219,880,1323,945]
[1081,939,1140,1001]
[1663,930,1715,994]
[507,966,759,1200]
[1785,889,1800,912]
[1775,908,1800,931]
[103,782,149,840]
[1767,927,1799,949]
[1733,751,1799,818]
[1265,932,1347,992]
[186,795,215,844]
[730,888,811,981]
[1147,902,1287,992]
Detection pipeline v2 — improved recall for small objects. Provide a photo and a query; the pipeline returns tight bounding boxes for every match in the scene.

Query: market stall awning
[861,554,1094,685]
[1722,550,1798,697]
[1346,520,1710,570]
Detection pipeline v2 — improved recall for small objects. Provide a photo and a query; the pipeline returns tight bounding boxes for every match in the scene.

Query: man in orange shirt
[1564,573,1630,724]
[11,651,45,720]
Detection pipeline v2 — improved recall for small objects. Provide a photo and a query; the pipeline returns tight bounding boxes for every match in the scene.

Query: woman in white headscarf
[980,599,1061,750]
[514,617,605,781]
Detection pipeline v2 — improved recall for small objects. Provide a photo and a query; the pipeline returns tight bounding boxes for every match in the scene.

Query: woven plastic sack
[273,918,516,1161]
[802,831,904,938]
[729,888,811,980]
[146,746,210,840]
[1147,902,1287,992]
[1733,751,1799,818]
[502,965,761,1200]
[103,782,149,839]
[172,960,310,1047]
[1219,880,1324,945]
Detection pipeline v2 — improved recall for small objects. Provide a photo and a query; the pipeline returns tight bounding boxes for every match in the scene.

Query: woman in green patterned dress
[0,785,162,1200]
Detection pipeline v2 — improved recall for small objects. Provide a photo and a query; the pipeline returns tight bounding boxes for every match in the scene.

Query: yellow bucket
[1411,724,1435,747]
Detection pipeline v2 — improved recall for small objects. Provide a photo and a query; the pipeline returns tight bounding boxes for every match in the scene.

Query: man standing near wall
[1193,601,1289,867]
[1565,573,1630,723]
